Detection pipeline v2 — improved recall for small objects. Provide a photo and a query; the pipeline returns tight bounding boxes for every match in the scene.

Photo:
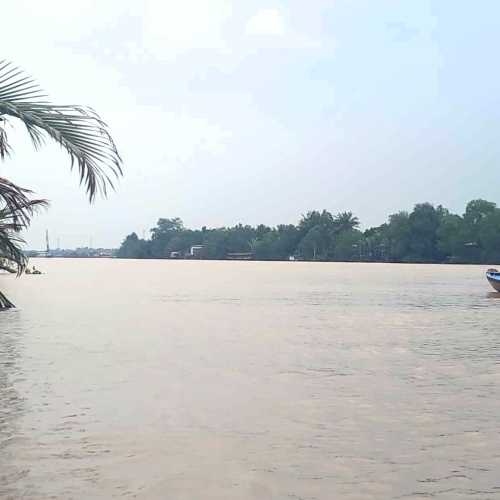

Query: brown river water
[1,259,500,499]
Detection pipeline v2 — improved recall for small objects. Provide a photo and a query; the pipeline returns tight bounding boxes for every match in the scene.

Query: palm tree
[333,211,360,233]
[0,60,123,308]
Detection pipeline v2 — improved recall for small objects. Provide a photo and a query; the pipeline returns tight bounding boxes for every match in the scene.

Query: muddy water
[1,259,499,499]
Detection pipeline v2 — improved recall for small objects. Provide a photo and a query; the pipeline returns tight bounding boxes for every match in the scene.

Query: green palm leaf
[0,60,123,201]
[0,177,47,274]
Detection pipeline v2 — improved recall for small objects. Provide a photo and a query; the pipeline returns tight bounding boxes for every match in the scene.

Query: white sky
[2,0,499,249]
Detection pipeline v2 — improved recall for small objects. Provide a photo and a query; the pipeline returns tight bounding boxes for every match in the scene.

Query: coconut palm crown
[0,60,122,282]
[333,211,360,233]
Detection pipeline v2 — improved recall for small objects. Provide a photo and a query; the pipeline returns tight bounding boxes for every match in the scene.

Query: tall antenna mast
[46,230,51,256]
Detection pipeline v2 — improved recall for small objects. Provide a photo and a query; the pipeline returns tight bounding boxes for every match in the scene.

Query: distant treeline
[117,199,500,264]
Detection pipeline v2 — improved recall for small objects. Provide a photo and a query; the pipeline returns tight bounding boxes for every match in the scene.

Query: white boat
[486,268,500,292]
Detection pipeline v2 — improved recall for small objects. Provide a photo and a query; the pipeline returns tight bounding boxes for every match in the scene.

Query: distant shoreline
[115,200,500,265]
[27,255,498,267]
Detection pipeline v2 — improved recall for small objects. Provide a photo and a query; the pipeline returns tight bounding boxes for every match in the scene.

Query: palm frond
[0,177,47,226]
[0,60,122,201]
[0,177,47,274]
[0,229,27,273]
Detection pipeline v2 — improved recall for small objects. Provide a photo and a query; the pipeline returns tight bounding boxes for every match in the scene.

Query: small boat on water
[25,266,42,275]
[486,268,500,292]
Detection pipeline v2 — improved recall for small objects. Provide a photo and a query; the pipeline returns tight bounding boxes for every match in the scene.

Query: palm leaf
[0,177,47,274]
[0,60,122,201]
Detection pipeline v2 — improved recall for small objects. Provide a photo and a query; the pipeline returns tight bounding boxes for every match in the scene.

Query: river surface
[1,259,499,499]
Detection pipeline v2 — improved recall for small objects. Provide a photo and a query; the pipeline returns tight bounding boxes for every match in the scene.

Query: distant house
[190,245,205,258]
[96,248,115,258]
[170,251,182,259]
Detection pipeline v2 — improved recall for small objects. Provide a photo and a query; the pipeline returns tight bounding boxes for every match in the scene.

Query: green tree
[252,224,300,260]
[224,224,256,253]
[298,210,335,259]
[151,217,184,237]
[116,233,150,259]
[298,226,324,260]
[436,212,464,262]
[275,224,301,259]
[202,228,229,259]
[333,229,362,261]
[333,211,360,233]
[386,211,411,261]
[464,199,496,226]
[251,231,279,260]
[477,208,500,263]
[363,225,389,261]
[149,217,184,258]
[459,200,497,262]
[407,203,441,262]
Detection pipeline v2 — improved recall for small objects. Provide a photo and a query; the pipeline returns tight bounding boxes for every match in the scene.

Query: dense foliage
[117,200,500,264]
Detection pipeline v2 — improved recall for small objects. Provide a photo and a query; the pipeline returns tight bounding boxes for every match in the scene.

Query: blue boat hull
[486,269,500,292]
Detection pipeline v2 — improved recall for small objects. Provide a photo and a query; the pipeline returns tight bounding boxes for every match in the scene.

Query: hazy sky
[3,1,500,249]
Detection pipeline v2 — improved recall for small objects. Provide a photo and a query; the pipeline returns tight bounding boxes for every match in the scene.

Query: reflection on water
[0,310,28,498]
[0,260,500,499]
